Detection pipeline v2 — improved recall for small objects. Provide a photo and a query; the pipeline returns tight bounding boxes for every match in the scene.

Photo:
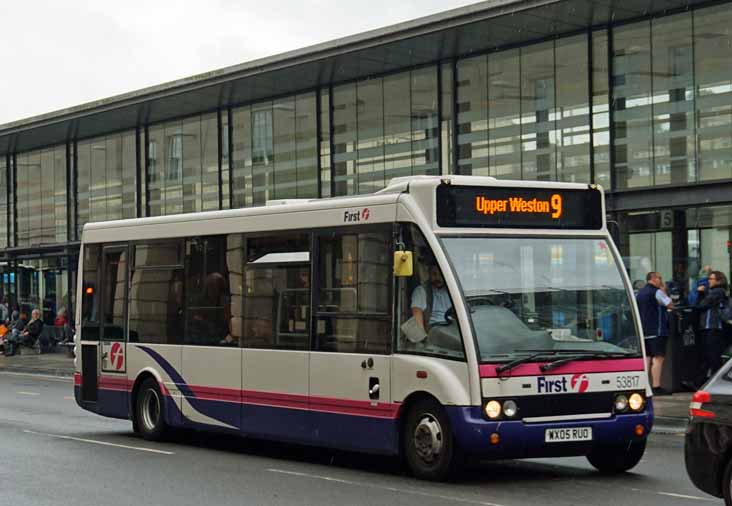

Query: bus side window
[396,224,465,360]
[81,244,101,341]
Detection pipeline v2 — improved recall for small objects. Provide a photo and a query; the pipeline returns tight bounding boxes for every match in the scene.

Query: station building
[1,0,730,320]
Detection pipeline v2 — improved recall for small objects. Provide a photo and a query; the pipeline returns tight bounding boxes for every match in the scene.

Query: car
[685,359,732,504]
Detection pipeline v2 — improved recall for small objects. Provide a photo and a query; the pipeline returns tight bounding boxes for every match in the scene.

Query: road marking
[629,488,716,502]
[267,468,508,506]
[0,371,73,382]
[23,430,175,455]
[16,391,40,396]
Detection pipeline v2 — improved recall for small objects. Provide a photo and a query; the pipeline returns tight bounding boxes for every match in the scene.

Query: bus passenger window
[184,236,235,347]
[314,228,392,354]
[242,234,310,350]
[128,241,183,345]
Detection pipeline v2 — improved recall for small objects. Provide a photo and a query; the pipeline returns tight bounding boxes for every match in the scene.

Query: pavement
[0,373,718,506]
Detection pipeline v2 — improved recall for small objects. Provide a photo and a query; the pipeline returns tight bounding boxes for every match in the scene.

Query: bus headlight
[503,400,518,418]
[485,400,502,419]
[614,394,628,412]
[629,393,645,411]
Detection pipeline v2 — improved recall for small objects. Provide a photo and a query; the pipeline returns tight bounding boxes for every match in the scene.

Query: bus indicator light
[85,286,94,295]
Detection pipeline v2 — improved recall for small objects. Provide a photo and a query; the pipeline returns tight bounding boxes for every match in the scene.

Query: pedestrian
[688,265,713,306]
[695,271,729,383]
[636,272,674,395]
[0,296,9,324]
[21,309,44,349]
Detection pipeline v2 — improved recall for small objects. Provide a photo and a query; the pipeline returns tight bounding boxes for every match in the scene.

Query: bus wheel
[403,398,455,481]
[135,378,168,441]
[587,439,646,474]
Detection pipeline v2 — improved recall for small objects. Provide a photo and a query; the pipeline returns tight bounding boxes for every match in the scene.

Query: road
[0,372,720,506]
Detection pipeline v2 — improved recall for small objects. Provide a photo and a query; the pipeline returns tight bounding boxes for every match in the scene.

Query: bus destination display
[436,185,603,229]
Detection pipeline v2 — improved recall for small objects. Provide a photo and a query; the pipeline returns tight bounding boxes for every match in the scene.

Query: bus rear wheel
[587,439,646,474]
[403,398,456,481]
[135,378,168,441]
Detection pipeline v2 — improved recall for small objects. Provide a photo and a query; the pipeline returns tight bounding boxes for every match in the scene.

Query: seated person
[22,309,44,346]
[410,264,452,335]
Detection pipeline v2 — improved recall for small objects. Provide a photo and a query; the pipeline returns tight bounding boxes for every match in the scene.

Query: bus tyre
[135,378,168,441]
[587,439,646,474]
[403,398,456,481]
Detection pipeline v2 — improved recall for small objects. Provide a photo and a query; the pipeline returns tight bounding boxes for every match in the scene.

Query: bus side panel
[127,344,184,427]
[391,355,472,407]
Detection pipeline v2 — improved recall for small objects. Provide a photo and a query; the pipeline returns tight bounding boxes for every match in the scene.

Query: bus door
[98,245,129,417]
[309,227,394,453]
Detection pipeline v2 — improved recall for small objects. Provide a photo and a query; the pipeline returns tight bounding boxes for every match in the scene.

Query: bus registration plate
[545,427,592,443]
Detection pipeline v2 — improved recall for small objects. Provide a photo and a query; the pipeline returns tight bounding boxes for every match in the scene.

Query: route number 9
[550,194,563,219]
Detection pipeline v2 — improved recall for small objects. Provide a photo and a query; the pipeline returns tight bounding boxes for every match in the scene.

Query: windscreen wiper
[539,351,633,373]
[495,351,559,375]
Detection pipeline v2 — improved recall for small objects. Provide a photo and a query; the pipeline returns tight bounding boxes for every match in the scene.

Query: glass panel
[164,121,183,215]
[252,103,274,205]
[521,41,556,181]
[488,48,522,179]
[613,22,653,188]
[242,234,310,350]
[694,5,732,182]
[332,83,357,196]
[121,132,136,219]
[231,106,252,208]
[76,141,91,236]
[411,66,439,176]
[441,64,454,175]
[221,111,231,209]
[592,30,611,187]
[182,117,202,213]
[90,138,107,222]
[556,35,591,183]
[629,231,673,284]
[456,55,488,176]
[40,148,54,243]
[106,135,123,221]
[652,12,695,185]
[147,126,164,217]
[0,157,6,249]
[54,145,67,241]
[320,89,331,198]
[357,79,385,194]
[273,96,297,199]
[383,72,412,180]
[27,151,42,245]
[201,113,219,211]
[296,93,318,198]
[185,236,235,346]
[15,154,29,246]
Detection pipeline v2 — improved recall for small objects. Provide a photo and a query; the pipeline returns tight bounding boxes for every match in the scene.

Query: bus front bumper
[447,403,653,459]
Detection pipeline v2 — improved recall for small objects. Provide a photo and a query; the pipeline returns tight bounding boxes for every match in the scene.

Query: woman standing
[697,271,729,381]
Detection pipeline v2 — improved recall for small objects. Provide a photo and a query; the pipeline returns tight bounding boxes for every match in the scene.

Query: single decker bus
[74,175,651,480]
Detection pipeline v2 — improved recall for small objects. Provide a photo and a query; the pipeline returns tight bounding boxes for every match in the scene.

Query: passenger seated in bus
[410,264,452,334]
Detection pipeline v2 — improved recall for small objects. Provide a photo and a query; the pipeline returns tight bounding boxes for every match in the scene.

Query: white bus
[74,175,651,480]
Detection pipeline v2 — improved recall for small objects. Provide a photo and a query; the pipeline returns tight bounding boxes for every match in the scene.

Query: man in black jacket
[21,309,44,348]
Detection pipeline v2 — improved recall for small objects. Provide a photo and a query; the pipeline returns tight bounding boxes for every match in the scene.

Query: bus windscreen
[436,185,603,230]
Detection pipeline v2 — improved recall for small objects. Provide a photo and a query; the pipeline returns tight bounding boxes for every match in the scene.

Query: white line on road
[16,391,40,396]
[629,488,717,502]
[0,371,73,382]
[268,468,508,506]
[23,430,175,455]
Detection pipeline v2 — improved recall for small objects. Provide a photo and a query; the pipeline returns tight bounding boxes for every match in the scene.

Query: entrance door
[309,227,395,454]
[97,246,129,418]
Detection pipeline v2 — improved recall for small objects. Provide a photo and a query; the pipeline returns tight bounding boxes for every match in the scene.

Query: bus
[74,175,651,480]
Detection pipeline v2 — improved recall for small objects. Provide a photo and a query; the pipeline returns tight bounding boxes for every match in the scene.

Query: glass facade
[2,3,732,325]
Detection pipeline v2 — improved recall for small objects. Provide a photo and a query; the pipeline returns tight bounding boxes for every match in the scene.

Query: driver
[411,264,452,332]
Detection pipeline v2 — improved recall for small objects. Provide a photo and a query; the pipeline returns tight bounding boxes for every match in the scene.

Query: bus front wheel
[587,439,646,474]
[135,378,168,441]
[403,398,456,481]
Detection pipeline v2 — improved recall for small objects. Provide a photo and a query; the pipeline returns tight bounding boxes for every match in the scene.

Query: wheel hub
[413,414,443,463]
[141,389,160,432]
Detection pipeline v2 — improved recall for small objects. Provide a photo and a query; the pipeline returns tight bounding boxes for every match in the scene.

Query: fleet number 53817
[616,375,640,389]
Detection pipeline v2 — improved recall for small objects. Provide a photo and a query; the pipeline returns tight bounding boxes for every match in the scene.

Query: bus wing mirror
[394,251,413,277]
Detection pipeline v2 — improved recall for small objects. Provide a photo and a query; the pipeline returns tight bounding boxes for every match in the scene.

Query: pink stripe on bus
[479,358,645,378]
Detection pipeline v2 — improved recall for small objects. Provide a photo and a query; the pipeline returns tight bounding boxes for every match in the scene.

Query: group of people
[1,303,71,356]
[637,268,729,395]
